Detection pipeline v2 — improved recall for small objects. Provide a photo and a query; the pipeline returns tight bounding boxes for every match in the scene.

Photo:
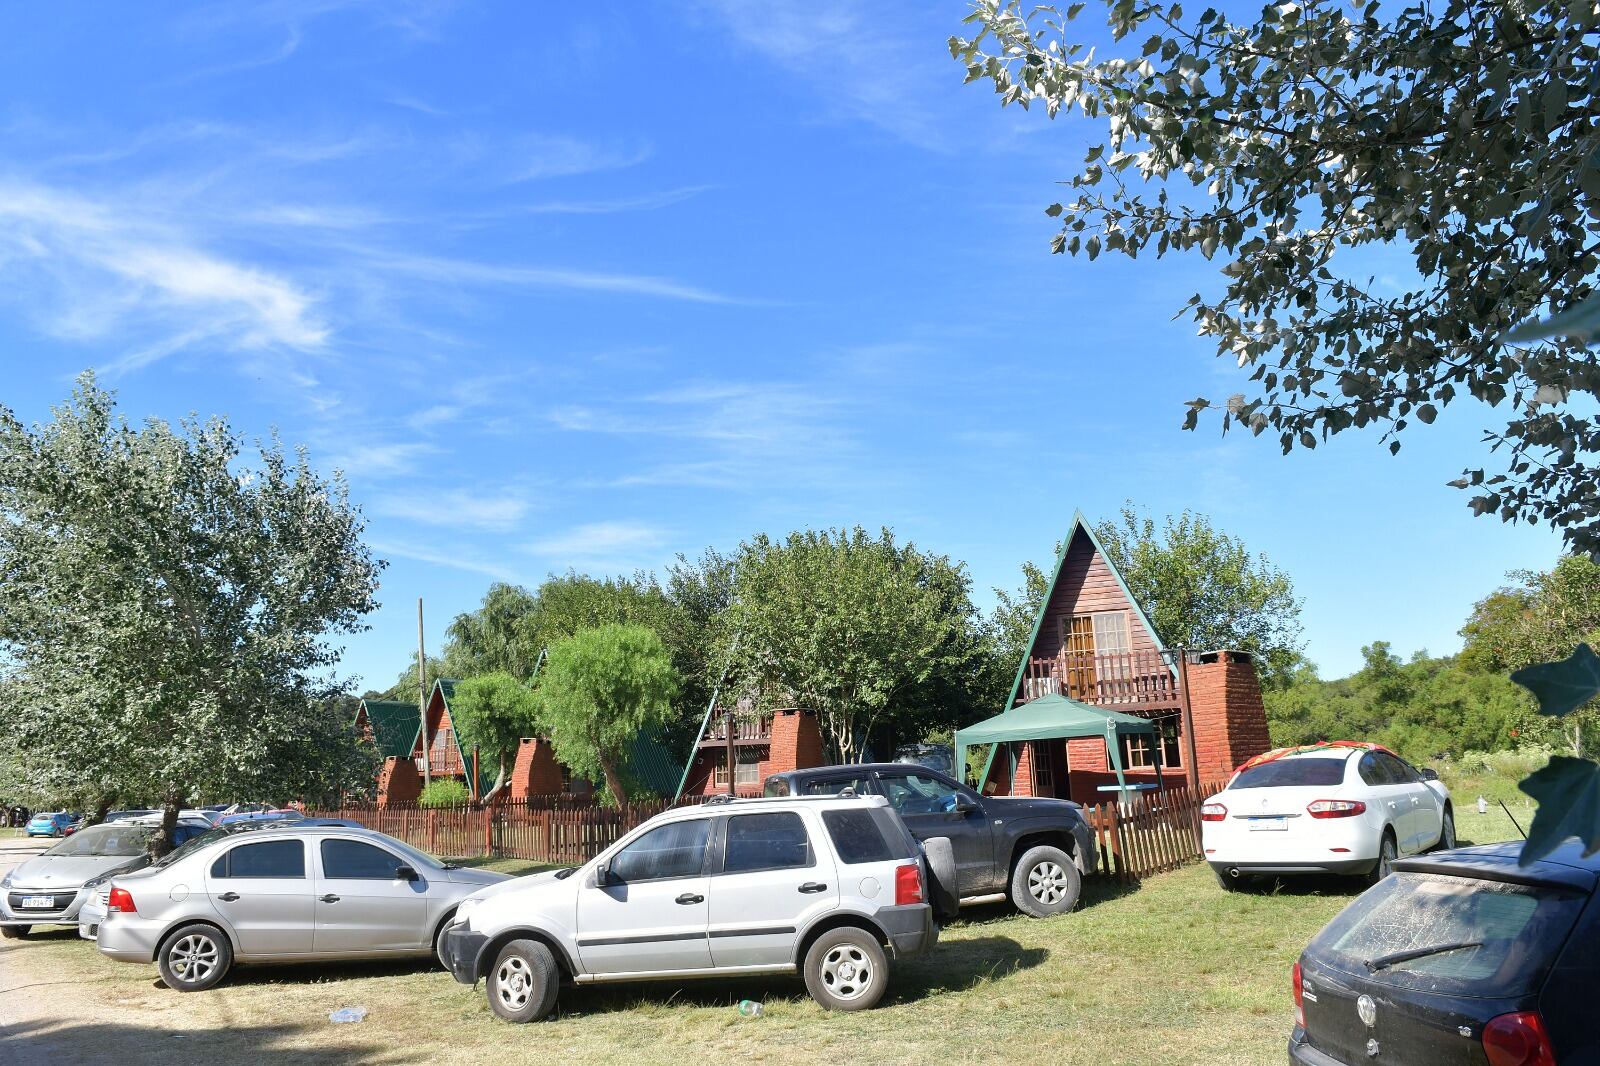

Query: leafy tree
[0,374,382,850]
[419,778,470,808]
[1095,504,1304,685]
[375,652,449,703]
[954,1,1600,553]
[536,624,679,803]
[441,583,541,679]
[1460,556,1600,756]
[721,528,993,763]
[449,672,541,801]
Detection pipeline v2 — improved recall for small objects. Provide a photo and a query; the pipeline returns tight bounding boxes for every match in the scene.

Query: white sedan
[1201,745,1455,890]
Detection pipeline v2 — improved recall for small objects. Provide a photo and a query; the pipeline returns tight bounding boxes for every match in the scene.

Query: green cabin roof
[358,699,422,759]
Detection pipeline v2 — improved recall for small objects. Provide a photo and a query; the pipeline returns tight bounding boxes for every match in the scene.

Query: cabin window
[1032,744,1053,789]
[1091,611,1131,655]
[1160,720,1182,767]
[1121,733,1155,769]
[713,748,763,788]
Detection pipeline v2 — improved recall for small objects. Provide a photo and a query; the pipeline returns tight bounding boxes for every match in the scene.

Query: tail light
[1291,961,1304,1028]
[1482,1011,1556,1066]
[1200,803,1227,822]
[1306,799,1367,819]
[894,862,924,906]
[107,887,137,914]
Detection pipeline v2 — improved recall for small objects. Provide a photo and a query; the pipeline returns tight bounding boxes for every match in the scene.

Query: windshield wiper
[1365,941,1483,973]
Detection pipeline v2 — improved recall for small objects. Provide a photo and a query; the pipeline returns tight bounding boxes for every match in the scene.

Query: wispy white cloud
[490,185,713,217]
[375,252,737,304]
[521,520,668,574]
[326,441,438,478]
[0,180,329,372]
[505,133,652,182]
[370,538,522,582]
[372,488,534,533]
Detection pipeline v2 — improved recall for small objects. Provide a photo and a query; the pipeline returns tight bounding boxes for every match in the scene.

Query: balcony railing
[1021,650,1181,713]
[698,707,774,746]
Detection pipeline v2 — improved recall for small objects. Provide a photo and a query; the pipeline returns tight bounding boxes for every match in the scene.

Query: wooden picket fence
[1078,777,1231,883]
[316,781,1227,882]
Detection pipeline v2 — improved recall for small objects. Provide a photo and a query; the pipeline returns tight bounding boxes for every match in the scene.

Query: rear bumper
[1288,1027,1347,1065]
[95,914,166,963]
[1211,859,1376,879]
[442,924,488,985]
[876,903,937,958]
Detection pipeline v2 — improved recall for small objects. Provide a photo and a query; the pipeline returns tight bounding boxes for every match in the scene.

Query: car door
[1381,753,1436,852]
[204,838,314,955]
[575,816,713,975]
[1355,752,1413,853]
[707,810,835,969]
[875,769,993,894]
[312,837,429,954]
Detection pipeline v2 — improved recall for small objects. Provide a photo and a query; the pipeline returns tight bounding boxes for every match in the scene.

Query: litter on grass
[329,1007,368,1023]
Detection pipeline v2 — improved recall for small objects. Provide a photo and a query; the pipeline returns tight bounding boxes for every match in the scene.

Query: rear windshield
[821,808,913,865]
[1232,758,1347,789]
[45,823,154,857]
[1309,872,1587,996]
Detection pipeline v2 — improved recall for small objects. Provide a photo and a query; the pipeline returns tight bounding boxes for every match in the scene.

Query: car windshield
[1231,757,1347,789]
[1310,871,1587,996]
[381,836,448,871]
[44,823,154,857]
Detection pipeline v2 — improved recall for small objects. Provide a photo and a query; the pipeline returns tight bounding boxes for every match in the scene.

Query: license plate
[1248,817,1288,832]
[21,895,55,909]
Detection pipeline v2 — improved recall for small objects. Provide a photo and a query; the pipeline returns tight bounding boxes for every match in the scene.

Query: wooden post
[1175,648,1200,794]
[418,598,431,787]
[724,708,736,796]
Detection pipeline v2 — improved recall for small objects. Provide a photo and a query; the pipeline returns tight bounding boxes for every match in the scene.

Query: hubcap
[169,934,219,984]
[820,943,874,1001]
[1028,860,1069,905]
[497,956,532,1010]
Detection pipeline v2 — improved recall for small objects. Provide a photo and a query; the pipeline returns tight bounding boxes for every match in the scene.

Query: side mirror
[952,794,979,814]
[1420,768,1440,782]
[594,861,611,886]
[394,864,418,882]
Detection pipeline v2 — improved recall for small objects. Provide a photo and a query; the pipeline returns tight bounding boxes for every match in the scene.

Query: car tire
[1368,830,1398,886]
[920,836,960,922]
[157,923,233,991]
[1010,844,1082,918]
[433,915,456,969]
[1431,806,1457,853]
[2,924,30,939]
[803,926,888,1012]
[486,939,559,1023]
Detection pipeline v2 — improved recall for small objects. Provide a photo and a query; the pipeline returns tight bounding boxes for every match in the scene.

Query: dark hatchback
[1289,840,1599,1065]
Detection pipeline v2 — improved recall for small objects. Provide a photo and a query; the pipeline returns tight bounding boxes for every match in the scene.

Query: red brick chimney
[510,737,564,800]
[766,708,822,776]
[377,757,421,807]
[1185,650,1272,779]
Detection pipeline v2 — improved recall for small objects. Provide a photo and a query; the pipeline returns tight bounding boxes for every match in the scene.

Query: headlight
[0,874,11,890]
[454,897,481,927]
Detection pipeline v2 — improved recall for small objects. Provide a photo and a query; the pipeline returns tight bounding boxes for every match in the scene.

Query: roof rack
[702,793,738,806]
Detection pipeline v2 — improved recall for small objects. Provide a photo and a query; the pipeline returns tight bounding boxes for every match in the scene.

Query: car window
[1357,752,1395,786]
[1234,757,1351,789]
[880,772,962,814]
[796,774,875,797]
[722,812,812,874]
[608,819,711,883]
[1311,872,1587,996]
[321,839,408,879]
[1380,753,1421,784]
[821,808,914,864]
[211,839,306,879]
[44,823,154,857]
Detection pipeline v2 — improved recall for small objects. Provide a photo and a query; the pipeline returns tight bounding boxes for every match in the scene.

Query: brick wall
[510,738,565,800]
[377,757,421,807]
[1186,649,1272,778]
[768,708,822,775]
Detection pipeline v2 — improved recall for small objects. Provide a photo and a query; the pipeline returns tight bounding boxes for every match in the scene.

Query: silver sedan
[94,824,507,990]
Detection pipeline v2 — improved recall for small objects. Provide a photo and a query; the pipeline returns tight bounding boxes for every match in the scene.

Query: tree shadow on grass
[543,935,1047,1019]
[0,1017,410,1066]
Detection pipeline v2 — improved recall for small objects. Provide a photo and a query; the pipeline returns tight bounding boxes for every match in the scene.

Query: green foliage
[0,374,381,844]
[954,0,1600,553]
[418,779,470,808]
[721,528,993,763]
[441,583,542,679]
[1512,645,1600,720]
[1094,504,1304,685]
[449,672,541,799]
[1265,643,1528,761]
[536,624,679,804]
[1518,756,1600,859]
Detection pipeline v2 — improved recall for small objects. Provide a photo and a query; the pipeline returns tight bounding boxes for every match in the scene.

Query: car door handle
[675,893,704,905]
[798,882,828,893]
[319,894,340,904]
[216,892,239,902]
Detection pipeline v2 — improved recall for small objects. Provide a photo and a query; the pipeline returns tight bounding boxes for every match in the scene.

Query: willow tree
[0,374,381,849]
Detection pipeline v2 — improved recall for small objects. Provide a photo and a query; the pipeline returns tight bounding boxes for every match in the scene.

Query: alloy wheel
[1028,860,1069,905]
[820,944,874,1001]
[169,934,220,985]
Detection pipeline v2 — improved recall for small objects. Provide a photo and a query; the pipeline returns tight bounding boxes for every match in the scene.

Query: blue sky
[0,1,1563,691]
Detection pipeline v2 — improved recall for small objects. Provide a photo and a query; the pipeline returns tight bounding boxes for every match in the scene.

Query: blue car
[25,812,80,838]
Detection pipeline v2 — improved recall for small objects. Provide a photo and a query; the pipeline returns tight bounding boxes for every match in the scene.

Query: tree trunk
[481,753,509,805]
[154,791,181,857]
[91,798,113,827]
[596,751,628,808]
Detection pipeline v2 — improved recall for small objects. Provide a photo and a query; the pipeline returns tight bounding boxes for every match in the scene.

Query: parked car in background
[25,812,80,838]
[892,743,956,777]
[94,824,506,990]
[1202,743,1454,890]
[2,819,209,938]
[1290,839,1599,1064]
[106,810,161,823]
[217,809,304,827]
[765,762,1095,917]
[443,792,938,1022]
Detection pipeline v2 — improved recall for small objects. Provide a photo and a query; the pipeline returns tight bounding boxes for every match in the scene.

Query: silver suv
[95,824,507,990]
[442,793,939,1021]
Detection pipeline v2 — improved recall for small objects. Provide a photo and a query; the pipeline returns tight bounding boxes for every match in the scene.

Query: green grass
[0,786,1524,1066]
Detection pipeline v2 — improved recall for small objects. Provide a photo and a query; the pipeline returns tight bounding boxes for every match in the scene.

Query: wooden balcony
[1020,650,1182,715]
[696,707,773,747]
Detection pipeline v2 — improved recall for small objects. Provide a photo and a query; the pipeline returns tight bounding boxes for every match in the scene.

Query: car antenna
[1498,800,1527,840]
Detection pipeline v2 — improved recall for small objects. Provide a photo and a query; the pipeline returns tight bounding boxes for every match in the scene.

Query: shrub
[418,779,470,808]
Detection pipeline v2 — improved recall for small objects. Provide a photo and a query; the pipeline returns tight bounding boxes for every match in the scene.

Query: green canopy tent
[955,693,1163,802]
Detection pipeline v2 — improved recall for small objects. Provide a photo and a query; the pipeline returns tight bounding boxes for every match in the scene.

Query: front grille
[7,891,74,913]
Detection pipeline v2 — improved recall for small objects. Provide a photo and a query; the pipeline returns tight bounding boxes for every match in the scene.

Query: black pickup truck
[764,763,1097,917]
